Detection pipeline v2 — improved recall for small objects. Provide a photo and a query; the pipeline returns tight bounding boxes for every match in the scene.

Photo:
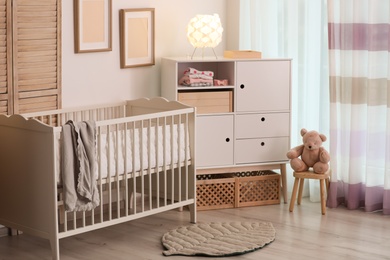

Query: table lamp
[186,14,223,59]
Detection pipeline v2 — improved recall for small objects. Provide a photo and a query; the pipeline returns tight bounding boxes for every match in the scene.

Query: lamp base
[190,47,218,59]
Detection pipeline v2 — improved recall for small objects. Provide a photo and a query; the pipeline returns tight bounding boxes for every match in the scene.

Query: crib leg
[188,203,196,224]
[49,237,60,260]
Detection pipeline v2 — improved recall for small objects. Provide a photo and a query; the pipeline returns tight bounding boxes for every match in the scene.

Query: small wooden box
[178,91,233,114]
[196,171,280,210]
[224,50,262,59]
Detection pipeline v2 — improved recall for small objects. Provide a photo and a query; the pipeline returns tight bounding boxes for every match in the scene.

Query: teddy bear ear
[300,128,307,136]
[320,134,327,142]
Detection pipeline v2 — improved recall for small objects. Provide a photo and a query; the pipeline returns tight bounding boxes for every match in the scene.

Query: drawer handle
[240,84,245,89]
[261,142,265,146]
[261,117,265,122]
[226,138,230,142]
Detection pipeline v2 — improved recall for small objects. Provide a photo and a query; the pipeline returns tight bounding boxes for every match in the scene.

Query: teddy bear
[286,128,330,174]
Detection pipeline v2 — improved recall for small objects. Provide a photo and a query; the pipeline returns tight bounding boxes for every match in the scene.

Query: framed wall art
[119,8,155,68]
[74,0,112,53]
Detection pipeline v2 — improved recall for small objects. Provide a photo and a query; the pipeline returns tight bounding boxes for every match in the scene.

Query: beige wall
[62,0,226,107]
[226,0,240,51]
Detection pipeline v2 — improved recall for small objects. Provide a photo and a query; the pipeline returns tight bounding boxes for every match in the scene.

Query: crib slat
[140,120,145,212]
[124,122,129,216]
[147,119,152,210]
[73,212,76,230]
[131,121,137,213]
[64,211,67,232]
[115,124,120,219]
[106,124,112,221]
[98,126,104,223]
[178,115,182,203]
[163,116,167,206]
[170,115,175,204]
[82,212,86,227]
[156,117,160,208]
[91,208,95,225]
[185,113,189,201]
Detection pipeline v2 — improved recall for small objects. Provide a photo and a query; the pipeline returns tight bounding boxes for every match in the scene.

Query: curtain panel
[328,0,390,214]
[239,0,330,201]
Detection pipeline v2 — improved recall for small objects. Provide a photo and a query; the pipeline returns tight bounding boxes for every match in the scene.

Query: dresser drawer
[236,113,289,138]
[235,137,289,164]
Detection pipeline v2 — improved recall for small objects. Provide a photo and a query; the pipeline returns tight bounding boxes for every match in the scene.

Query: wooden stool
[289,170,330,215]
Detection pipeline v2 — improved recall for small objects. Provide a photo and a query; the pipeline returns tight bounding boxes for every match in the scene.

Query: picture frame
[74,0,112,53]
[119,8,155,68]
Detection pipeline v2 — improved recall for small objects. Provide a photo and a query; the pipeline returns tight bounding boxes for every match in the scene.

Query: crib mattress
[56,124,190,184]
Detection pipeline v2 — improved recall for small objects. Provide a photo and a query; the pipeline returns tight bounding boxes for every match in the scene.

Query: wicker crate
[196,171,280,210]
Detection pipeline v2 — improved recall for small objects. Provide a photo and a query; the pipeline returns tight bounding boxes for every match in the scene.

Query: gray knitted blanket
[62,120,99,212]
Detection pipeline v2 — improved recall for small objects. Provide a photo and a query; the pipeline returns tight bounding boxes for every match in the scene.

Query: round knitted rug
[162,222,275,257]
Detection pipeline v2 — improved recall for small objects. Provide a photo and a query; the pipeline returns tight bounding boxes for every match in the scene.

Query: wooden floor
[0,199,389,260]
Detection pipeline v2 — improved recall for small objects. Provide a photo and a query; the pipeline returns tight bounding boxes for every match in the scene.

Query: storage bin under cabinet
[178,90,233,114]
[161,57,292,206]
[196,170,280,210]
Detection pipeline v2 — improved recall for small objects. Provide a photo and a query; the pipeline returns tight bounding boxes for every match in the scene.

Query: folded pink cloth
[184,67,214,78]
[179,75,213,87]
[214,79,228,86]
[178,67,214,86]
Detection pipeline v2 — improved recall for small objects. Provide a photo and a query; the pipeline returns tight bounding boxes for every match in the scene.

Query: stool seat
[289,169,330,215]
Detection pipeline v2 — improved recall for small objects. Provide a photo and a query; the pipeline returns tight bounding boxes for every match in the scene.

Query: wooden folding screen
[0,0,61,115]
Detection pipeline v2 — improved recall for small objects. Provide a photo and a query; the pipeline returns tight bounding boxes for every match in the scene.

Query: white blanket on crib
[98,124,190,178]
[56,124,190,184]
[62,120,100,212]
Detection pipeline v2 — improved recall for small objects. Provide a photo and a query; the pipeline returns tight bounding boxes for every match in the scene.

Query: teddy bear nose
[308,146,312,149]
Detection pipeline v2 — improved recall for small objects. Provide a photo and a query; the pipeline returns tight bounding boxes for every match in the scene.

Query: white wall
[62,0,226,107]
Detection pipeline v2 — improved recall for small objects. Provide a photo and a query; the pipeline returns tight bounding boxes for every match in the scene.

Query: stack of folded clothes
[178,67,214,87]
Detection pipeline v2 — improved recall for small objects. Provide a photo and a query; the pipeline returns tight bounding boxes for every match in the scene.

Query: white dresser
[161,57,291,203]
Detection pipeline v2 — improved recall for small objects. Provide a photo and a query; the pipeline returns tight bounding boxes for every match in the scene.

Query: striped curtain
[328,0,390,214]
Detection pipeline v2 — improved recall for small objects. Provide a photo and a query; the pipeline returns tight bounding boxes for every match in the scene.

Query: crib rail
[22,101,127,127]
[23,98,196,238]
[0,98,196,259]
[57,111,195,237]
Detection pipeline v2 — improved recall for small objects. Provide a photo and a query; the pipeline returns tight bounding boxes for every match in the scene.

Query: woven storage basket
[196,170,280,210]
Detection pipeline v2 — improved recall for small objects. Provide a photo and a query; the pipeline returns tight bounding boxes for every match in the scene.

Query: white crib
[0,97,196,259]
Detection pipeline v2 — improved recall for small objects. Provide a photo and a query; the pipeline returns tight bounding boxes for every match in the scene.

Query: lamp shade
[186,14,223,48]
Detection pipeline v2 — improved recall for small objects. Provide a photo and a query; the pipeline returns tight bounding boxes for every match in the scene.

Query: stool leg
[320,179,326,215]
[297,178,304,205]
[325,177,330,193]
[289,177,300,212]
[280,164,288,204]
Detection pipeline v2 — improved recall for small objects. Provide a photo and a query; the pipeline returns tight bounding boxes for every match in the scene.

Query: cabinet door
[236,60,290,112]
[197,115,234,167]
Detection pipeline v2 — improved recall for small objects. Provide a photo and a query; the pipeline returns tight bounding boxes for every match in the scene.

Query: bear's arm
[286,145,304,159]
[319,147,330,163]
